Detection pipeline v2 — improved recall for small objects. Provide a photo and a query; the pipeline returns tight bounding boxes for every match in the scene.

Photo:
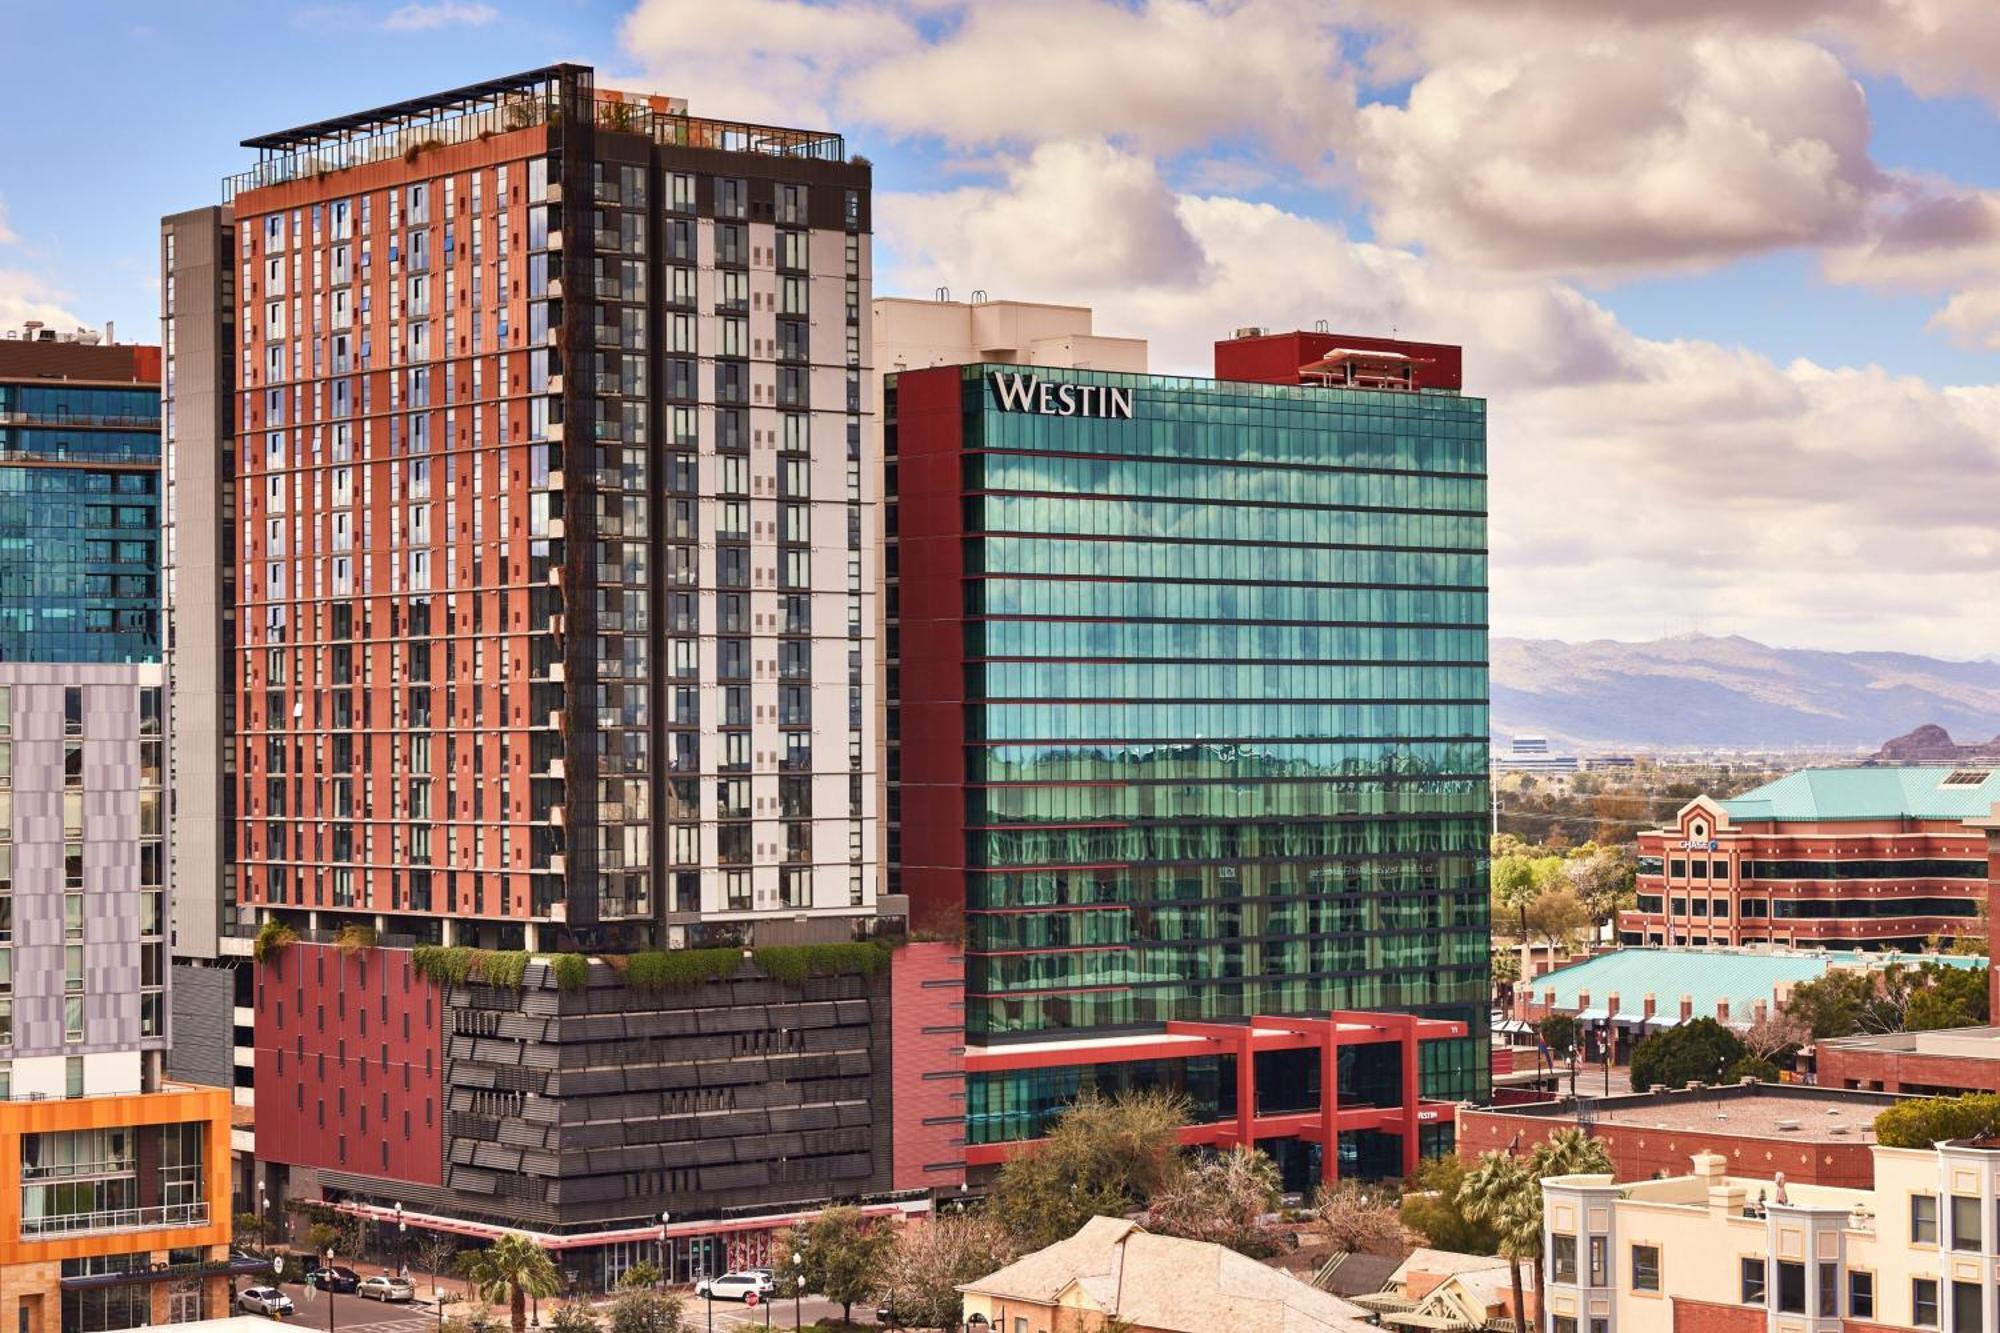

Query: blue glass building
[0,343,161,663]
[888,335,1490,1179]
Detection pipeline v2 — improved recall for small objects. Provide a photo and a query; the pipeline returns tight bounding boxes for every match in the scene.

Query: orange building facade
[0,1084,235,1333]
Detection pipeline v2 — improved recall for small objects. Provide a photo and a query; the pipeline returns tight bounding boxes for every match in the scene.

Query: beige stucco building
[1543,1139,2000,1332]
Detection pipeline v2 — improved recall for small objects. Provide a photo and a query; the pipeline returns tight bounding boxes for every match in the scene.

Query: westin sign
[989,371,1133,420]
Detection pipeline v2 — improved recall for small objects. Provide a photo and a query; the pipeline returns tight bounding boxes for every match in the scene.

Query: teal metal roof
[1528,948,1980,1020]
[1721,767,2000,823]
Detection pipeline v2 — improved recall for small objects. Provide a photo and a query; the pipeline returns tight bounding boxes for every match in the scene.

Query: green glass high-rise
[887,331,1490,1174]
[0,342,162,663]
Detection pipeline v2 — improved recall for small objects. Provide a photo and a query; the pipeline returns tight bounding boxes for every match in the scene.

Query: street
[244,1279,877,1333]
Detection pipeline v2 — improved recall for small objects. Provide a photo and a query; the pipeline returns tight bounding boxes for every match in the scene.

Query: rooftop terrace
[226,62,848,201]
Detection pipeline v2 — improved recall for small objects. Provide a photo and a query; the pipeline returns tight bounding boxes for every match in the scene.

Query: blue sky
[6,0,2000,655]
[4,0,1992,383]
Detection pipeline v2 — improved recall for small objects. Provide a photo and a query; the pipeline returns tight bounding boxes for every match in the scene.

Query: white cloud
[0,199,16,248]
[879,144,2000,655]
[619,0,1353,161]
[0,270,87,338]
[1342,6,1882,272]
[381,1,497,32]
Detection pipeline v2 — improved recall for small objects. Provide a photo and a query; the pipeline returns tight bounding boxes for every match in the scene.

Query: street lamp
[325,1248,336,1333]
[668,1200,684,1288]
[791,1250,803,1331]
[395,1203,408,1279]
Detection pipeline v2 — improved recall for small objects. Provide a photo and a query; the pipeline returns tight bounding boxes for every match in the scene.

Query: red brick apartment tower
[221,64,878,952]
[194,65,893,1232]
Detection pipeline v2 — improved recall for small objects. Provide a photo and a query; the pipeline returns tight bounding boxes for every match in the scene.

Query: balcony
[23,1201,211,1239]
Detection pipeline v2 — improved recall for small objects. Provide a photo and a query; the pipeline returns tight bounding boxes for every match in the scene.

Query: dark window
[1818,1262,1837,1318]
[1913,1277,1939,1328]
[1848,1271,1873,1320]
[1952,1194,1982,1251]
[1550,1235,1576,1284]
[1740,1258,1765,1305]
[1776,1261,1805,1315]
[1631,1246,1660,1292]
[1912,1193,1939,1244]
[1953,1281,1981,1333]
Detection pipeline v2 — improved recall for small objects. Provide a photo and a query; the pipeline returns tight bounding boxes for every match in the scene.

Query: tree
[458,1234,563,1333]
[615,1261,661,1291]
[547,1305,600,1333]
[1399,1155,1499,1255]
[781,1205,893,1326]
[1145,1146,1284,1257]
[1537,1014,1580,1058]
[878,1212,1018,1331]
[1523,888,1592,954]
[1784,970,1873,1039]
[1742,1011,1811,1063]
[1629,1017,1747,1092]
[1875,1092,2000,1148]
[413,1232,462,1301]
[1563,844,1637,934]
[1725,1054,1780,1082]
[1314,1180,1407,1257]
[990,1091,1186,1251]
[606,1289,682,1333]
[1457,1154,1538,1333]
[1491,951,1522,1009]
[235,1211,281,1255]
[1905,963,1989,1032]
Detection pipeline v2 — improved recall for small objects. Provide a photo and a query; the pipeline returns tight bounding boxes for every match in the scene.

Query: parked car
[357,1276,416,1303]
[238,1287,295,1317]
[305,1266,360,1293]
[693,1271,777,1302]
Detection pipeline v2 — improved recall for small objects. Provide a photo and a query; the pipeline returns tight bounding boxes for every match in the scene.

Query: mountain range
[1491,635,2000,751]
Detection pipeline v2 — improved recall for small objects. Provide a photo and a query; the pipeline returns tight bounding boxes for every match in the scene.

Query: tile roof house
[957,1215,1378,1333]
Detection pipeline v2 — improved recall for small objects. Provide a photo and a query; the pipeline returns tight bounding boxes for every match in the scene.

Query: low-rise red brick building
[1457,1083,1903,1189]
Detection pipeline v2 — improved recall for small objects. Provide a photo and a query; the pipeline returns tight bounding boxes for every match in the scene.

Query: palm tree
[458,1233,563,1333]
[1457,1153,1537,1333]
[1459,1130,1615,1333]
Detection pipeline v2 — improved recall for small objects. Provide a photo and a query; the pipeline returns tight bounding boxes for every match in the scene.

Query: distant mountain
[1873,724,2000,765]
[1492,635,2000,750]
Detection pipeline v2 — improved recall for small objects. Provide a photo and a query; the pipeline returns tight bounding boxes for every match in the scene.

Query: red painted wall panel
[890,941,967,1191]
[254,943,445,1186]
[891,366,970,933]
[1214,331,1463,391]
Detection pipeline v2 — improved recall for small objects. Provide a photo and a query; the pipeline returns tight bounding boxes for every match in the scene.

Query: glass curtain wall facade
[0,371,160,663]
[889,363,1491,1142]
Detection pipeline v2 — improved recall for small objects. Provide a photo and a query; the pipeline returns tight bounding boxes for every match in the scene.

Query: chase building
[885,328,1491,1188]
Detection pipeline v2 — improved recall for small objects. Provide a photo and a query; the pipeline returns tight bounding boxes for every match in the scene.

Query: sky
[6,0,2000,658]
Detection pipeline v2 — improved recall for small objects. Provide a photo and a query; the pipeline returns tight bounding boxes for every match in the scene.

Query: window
[1848,1271,1873,1320]
[1954,1282,1983,1333]
[63,688,82,736]
[1913,1193,1940,1244]
[1587,1236,1607,1286]
[1818,1262,1838,1318]
[1550,1234,1577,1284]
[1952,1194,1982,1250]
[1914,1277,1939,1327]
[1740,1257,1765,1305]
[64,996,83,1044]
[1776,1261,1805,1315]
[64,1057,82,1098]
[1552,1320,1577,1333]
[1631,1245,1660,1292]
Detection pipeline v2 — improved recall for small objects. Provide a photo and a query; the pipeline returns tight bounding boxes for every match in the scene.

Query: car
[356,1276,416,1303]
[238,1287,295,1317]
[305,1266,360,1293]
[693,1271,777,1302]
